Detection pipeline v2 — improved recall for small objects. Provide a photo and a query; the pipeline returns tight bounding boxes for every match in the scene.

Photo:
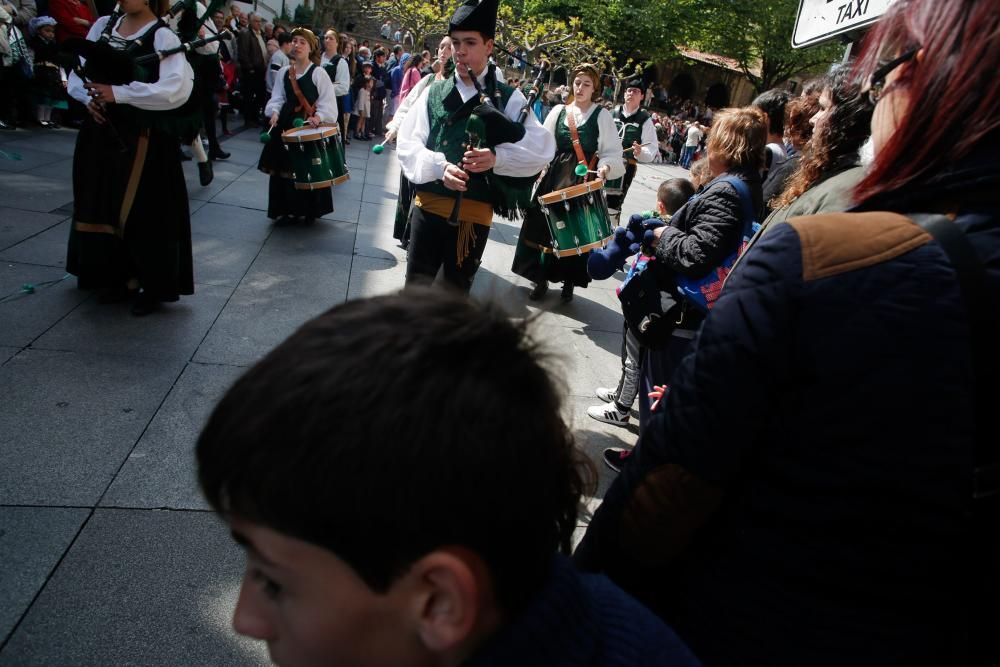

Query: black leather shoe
[208,148,230,161]
[198,161,214,186]
[561,282,574,302]
[130,291,160,316]
[528,282,548,300]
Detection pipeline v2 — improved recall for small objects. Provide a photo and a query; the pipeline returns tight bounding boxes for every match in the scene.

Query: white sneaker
[587,403,630,426]
[595,387,618,403]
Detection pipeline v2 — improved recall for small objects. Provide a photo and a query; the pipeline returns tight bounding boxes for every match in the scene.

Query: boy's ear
[409,549,485,653]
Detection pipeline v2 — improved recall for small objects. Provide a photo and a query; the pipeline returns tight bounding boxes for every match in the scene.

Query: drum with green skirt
[281,124,349,190]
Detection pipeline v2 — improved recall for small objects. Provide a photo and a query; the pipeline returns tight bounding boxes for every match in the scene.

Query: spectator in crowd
[577,1,1000,665]
[751,88,790,181]
[0,3,31,130]
[28,15,67,128]
[3,0,35,29]
[386,42,402,69]
[213,8,238,136]
[398,52,423,103]
[369,46,389,136]
[338,34,355,142]
[679,121,703,168]
[688,157,711,192]
[762,63,874,229]
[262,21,272,40]
[264,37,277,58]
[353,72,373,140]
[49,0,91,43]
[379,19,390,39]
[589,177,696,430]
[265,32,291,95]
[237,12,268,126]
[227,3,242,31]
[386,49,408,122]
[402,29,412,48]
[196,288,702,667]
[760,87,821,214]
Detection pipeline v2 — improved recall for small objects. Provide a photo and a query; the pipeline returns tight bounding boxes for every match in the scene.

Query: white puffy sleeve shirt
[320,53,351,97]
[68,16,194,110]
[545,103,625,181]
[396,68,556,185]
[264,64,338,123]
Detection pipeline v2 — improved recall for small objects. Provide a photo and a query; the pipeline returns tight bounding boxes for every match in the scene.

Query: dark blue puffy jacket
[575,143,1000,667]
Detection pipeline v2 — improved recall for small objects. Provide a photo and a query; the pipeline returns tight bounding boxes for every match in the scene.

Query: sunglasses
[867,45,920,104]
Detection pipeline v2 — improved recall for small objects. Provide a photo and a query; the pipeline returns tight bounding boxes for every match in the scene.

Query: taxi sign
[792,0,895,48]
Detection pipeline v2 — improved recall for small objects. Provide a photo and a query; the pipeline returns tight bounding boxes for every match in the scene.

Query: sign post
[792,0,895,49]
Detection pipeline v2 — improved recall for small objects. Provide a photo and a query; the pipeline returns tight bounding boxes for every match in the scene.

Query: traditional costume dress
[396,0,554,292]
[257,46,338,221]
[511,96,624,290]
[606,83,657,218]
[66,13,195,307]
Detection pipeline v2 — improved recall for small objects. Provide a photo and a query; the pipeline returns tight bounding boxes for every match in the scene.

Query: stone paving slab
[190,202,274,245]
[0,263,85,348]
[102,362,244,510]
[346,254,405,301]
[0,507,90,644]
[0,348,186,506]
[0,509,269,666]
[191,233,266,288]
[0,346,19,366]
[0,148,66,174]
[32,283,233,361]
[0,208,66,253]
[0,172,74,213]
[193,242,352,367]
[0,220,70,268]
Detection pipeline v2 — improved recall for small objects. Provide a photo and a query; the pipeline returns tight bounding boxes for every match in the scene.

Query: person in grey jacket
[2,0,35,29]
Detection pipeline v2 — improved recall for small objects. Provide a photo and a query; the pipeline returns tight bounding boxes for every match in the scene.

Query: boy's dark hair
[751,88,790,136]
[657,178,696,215]
[276,32,292,46]
[197,288,590,613]
[373,47,387,59]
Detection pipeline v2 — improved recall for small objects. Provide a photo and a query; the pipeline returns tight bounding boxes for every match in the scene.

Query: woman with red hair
[576,0,1000,664]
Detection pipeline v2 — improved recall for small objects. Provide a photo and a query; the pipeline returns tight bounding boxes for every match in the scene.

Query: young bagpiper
[257,27,338,224]
[396,0,554,292]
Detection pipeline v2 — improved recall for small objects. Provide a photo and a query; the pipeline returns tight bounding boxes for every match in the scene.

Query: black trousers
[405,205,490,293]
[243,72,266,123]
[200,89,221,152]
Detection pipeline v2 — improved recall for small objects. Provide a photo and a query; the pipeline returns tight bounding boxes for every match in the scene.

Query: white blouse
[67,15,194,110]
[264,64,339,123]
[320,52,351,97]
[397,65,556,184]
[545,103,626,181]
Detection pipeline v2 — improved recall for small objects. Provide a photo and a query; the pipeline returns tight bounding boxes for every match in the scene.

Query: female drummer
[258,27,338,224]
[511,62,625,302]
[66,0,195,316]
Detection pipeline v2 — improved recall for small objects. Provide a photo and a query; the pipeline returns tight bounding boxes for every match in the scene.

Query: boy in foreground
[197,288,700,667]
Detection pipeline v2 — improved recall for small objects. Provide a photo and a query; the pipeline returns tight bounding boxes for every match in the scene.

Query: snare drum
[537,181,614,257]
[281,124,350,190]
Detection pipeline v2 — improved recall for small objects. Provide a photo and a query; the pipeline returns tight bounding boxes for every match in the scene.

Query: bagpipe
[449,50,549,225]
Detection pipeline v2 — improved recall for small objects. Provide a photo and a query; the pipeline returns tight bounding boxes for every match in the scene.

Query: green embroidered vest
[614,105,650,149]
[555,106,601,158]
[418,74,516,206]
[279,64,319,127]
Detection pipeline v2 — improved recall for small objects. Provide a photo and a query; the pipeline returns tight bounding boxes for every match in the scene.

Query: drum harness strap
[566,106,597,182]
[288,64,316,119]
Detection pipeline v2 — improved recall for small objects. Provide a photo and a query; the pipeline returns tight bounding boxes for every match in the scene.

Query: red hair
[852,0,1000,206]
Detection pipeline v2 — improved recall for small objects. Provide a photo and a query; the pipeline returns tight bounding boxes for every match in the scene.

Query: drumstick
[371,140,387,154]
[623,142,654,154]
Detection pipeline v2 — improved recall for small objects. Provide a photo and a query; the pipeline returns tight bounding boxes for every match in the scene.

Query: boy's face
[450,30,492,75]
[39,25,55,40]
[229,517,420,667]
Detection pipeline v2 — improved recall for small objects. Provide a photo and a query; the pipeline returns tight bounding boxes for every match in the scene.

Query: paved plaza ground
[0,122,687,664]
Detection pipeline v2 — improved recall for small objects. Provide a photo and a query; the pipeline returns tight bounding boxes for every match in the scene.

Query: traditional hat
[624,78,644,91]
[449,0,498,39]
[569,62,603,102]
